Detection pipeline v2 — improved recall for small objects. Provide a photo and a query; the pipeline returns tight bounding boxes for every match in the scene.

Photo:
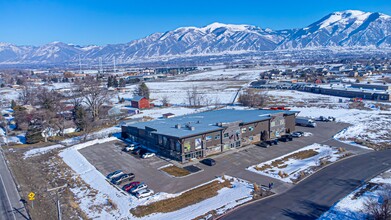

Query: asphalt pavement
[222,149,391,220]
[0,149,29,220]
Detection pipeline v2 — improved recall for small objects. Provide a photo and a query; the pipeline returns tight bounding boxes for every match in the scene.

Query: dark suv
[111,173,135,185]
[201,158,216,166]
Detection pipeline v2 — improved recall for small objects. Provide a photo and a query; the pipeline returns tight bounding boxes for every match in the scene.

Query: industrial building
[121,109,298,163]
[300,84,391,101]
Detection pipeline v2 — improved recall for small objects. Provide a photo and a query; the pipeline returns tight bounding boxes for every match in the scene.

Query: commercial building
[122,109,298,163]
[350,83,391,91]
[300,84,391,101]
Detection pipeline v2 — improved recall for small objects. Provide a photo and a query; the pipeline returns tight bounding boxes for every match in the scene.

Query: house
[131,96,150,109]
[122,109,298,163]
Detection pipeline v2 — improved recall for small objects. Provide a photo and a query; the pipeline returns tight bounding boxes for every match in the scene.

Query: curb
[216,148,373,219]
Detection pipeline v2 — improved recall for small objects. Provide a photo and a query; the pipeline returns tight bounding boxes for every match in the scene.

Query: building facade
[122,109,298,163]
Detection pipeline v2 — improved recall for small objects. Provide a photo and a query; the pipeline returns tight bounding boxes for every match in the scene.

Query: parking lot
[79,122,371,194]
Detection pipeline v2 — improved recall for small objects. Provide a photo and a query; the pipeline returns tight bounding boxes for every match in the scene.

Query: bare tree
[36,87,63,111]
[77,77,109,121]
[185,86,206,107]
[238,89,268,108]
[161,95,170,106]
[214,96,222,107]
[203,97,213,109]
[19,85,36,105]
[363,184,391,220]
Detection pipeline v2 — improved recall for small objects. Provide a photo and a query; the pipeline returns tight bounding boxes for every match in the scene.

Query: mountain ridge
[1,10,391,64]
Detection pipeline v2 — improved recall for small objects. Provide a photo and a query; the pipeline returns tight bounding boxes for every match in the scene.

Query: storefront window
[195,138,202,149]
[175,142,181,152]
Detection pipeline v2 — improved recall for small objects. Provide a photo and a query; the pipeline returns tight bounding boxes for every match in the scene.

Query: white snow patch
[247,143,344,183]
[23,144,64,159]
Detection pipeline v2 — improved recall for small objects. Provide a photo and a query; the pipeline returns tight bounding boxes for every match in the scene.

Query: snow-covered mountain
[1,10,391,64]
[278,10,391,49]
[84,22,291,62]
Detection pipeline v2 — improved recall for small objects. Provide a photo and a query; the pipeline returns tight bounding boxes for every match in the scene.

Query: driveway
[79,122,371,194]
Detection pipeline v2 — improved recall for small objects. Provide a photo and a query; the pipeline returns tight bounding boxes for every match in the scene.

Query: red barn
[131,96,150,109]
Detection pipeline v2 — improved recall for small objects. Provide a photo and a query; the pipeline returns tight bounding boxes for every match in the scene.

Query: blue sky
[0,0,390,46]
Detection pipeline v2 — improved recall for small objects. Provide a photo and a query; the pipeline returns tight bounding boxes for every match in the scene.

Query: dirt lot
[4,145,88,219]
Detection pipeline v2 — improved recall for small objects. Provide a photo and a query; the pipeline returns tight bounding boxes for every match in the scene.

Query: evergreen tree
[25,121,44,144]
[113,77,119,88]
[107,76,113,88]
[11,100,16,110]
[74,106,87,131]
[119,78,126,87]
[135,82,150,99]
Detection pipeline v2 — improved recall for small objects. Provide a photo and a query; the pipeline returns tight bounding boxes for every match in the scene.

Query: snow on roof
[127,109,297,138]
[131,96,146,102]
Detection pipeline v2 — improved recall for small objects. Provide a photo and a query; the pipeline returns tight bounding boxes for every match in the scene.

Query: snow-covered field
[267,89,391,149]
[23,144,64,159]
[172,68,262,81]
[128,106,212,120]
[247,143,345,183]
[60,126,121,146]
[291,107,391,148]
[268,90,347,106]
[0,88,20,102]
[59,137,254,219]
[319,169,391,220]
[116,81,244,105]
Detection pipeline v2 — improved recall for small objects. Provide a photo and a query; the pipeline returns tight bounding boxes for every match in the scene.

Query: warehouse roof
[127,109,298,138]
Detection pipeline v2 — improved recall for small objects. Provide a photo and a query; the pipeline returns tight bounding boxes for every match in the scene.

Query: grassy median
[130,179,232,217]
[160,165,191,177]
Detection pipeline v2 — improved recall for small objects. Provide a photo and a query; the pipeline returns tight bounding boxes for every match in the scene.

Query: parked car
[280,134,293,142]
[296,117,317,127]
[142,153,155,159]
[123,144,136,152]
[266,139,278,145]
[291,131,304,138]
[122,181,141,192]
[315,116,333,122]
[201,158,216,166]
[106,170,123,179]
[130,183,148,194]
[256,141,269,148]
[135,189,154,199]
[111,173,135,185]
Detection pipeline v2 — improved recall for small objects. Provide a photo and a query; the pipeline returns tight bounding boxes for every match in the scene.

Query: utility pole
[79,55,82,74]
[47,184,67,220]
[99,57,103,73]
[113,56,116,72]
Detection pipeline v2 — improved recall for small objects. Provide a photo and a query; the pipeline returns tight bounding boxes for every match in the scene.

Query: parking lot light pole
[47,184,67,220]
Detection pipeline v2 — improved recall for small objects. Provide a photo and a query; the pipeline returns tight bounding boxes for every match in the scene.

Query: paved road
[222,149,391,220]
[0,150,29,220]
